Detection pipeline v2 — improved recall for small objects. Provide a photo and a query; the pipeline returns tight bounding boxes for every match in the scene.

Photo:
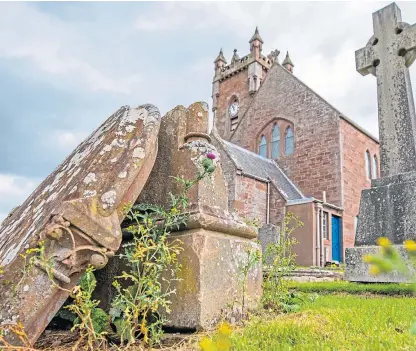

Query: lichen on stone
[101,190,117,209]
[83,173,97,185]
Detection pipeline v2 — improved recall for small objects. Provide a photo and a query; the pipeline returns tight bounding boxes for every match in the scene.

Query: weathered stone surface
[355,3,416,177]
[165,229,261,330]
[354,171,416,246]
[0,104,161,342]
[345,245,415,283]
[346,3,416,282]
[101,101,262,329]
[259,224,280,265]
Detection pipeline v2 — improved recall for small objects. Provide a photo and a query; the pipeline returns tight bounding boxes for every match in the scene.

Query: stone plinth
[345,245,415,283]
[165,228,261,330]
[345,165,416,283]
[138,102,262,328]
[354,172,416,247]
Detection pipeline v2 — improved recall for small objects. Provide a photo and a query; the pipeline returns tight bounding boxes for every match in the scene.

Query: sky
[0,1,416,221]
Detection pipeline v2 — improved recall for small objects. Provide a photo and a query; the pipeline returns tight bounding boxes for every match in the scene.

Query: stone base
[345,245,415,283]
[355,171,416,246]
[163,229,262,331]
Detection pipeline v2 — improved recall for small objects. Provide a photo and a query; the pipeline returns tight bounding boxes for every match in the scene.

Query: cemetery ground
[26,280,416,351]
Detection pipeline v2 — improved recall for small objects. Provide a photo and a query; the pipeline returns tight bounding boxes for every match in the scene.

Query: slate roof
[215,136,305,201]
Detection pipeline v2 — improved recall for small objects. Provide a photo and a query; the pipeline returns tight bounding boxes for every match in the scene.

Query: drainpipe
[320,207,324,267]
[315,203,321,267]
[266,181,270,224]
[321,192,326,266]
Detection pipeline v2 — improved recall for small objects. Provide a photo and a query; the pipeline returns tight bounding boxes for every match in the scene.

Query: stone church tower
[211,27,380,266]
[212,28,277,139]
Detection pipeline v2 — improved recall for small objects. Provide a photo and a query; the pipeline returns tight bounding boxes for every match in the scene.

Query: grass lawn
[230,294,416,350]
[288,280,415,296]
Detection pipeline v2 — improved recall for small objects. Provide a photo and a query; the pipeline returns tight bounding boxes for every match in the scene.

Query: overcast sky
[0,1,415,221]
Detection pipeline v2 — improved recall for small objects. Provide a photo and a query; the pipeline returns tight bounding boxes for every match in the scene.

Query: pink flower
[206,152,216,160]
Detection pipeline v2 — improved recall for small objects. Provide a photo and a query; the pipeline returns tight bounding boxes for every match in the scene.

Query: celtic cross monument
[346,2,416,282]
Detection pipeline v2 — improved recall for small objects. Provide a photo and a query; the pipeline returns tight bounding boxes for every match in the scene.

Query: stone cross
[355,2,416,178]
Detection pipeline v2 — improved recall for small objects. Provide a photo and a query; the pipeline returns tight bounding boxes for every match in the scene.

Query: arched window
[271,124,280,158]
[372,155,378,179]
[285,127,294,155]
[259,135,267,158]
[365,151,371,179]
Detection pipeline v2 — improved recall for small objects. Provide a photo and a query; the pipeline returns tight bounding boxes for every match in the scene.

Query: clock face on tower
[229,101,239,117]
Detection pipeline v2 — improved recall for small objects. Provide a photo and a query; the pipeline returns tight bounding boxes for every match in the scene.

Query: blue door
[331,216,342,262]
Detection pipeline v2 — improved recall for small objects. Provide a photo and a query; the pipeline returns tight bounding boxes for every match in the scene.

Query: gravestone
[345,3,416,282]
[259,224,280,266]
[0,104,161,342]
[137,102,262,330]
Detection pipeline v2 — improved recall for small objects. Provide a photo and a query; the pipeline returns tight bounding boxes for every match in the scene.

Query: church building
[211,27,380,266]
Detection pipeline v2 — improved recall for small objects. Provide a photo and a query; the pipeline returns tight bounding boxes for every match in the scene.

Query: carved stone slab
[0,104,161,342]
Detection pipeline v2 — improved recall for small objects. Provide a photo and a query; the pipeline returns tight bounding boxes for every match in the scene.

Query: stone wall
[340,119,380,251]
[234,175,268,225]
[268,184,286,225]
[229,63,343,208]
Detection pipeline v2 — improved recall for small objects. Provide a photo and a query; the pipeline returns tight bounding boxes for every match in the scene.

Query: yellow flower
[369,265,380,276]
[199,337,216,351]
[377,237,391,248]
[216,336,231,351]
[363,254,373,263]
[404,240,416,253]
[218,322,233,337]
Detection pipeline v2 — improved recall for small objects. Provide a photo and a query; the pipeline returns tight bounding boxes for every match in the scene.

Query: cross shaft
[356,3,416,178]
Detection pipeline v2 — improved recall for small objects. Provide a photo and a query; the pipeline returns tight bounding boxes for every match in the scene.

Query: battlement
[214,53,274,82]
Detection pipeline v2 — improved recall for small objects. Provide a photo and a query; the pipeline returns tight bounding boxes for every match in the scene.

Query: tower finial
[214,48,227,64]
[282,51,294,73]
[249,26,263,44]
[231,48,240,64]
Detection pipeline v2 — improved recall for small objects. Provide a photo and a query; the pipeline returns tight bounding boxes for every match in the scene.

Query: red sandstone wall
[231,64,343,207]
[233,175,268,225]
[214,69,253,140]
[268,184,286,226]
[340,119,380,251]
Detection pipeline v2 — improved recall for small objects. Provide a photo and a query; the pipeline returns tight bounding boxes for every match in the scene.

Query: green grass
[288,280,414,296]
[230,295,416,350]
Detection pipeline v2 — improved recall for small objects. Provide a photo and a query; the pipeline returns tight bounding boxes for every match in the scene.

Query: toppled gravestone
[345,3,416,282]
[137,102,262,330]
[0,104,161,343]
